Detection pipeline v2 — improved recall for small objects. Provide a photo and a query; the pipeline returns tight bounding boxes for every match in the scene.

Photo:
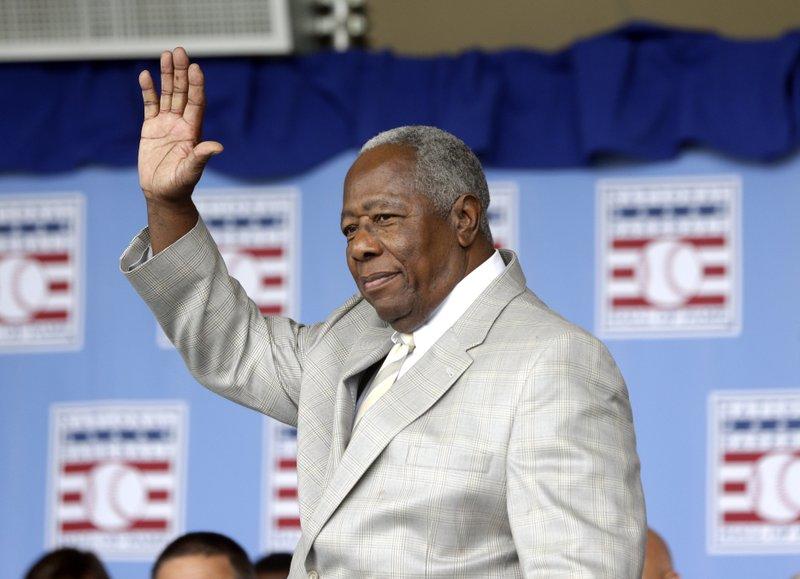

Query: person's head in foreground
[642,528,680,579]
[24,547,109,579]
[152,531,256,579]
[254,552,292,579]
[342,125,495,332]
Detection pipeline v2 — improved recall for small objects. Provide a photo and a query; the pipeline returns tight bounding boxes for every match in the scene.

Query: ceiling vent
[0,0,294,61]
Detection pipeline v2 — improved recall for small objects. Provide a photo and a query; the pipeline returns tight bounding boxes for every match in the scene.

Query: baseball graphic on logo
[86,462,147,531]
[598,178,739,337]
[755,452,800,523]
[0,254,47,323]
[640,239,702,308]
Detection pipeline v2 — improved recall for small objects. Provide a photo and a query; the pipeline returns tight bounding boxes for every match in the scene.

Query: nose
[349,226,382,261]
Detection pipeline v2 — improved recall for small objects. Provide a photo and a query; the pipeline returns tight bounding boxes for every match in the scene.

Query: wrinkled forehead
[342,145,423,214]
[345,143,417,187]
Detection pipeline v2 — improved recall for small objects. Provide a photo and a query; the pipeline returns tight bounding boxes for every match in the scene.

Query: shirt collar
[391,250,506,349]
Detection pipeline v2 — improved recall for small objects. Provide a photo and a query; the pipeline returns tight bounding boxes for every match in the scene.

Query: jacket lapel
[303,328,473,553]
[322,323,394,481]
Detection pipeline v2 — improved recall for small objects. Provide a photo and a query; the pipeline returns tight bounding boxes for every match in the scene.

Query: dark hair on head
[254,552,293,573]
[152,532,255,579]
[24,547,109,579]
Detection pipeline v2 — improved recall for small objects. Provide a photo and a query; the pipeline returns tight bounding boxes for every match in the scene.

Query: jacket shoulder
[489,289,608,355]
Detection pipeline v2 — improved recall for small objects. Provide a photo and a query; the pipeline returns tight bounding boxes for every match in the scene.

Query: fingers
[159,51,173,112]
[171,47,190,114]
[139,70,158,119]
[184,63,206,129]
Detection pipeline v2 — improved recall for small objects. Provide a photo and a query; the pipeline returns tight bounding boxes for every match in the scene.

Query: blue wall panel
[1,149,799,577]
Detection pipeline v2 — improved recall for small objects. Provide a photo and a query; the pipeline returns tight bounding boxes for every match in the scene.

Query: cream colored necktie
[353,333,415,430]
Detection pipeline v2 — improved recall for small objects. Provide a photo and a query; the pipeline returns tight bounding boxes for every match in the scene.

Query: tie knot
[399,332,415,352]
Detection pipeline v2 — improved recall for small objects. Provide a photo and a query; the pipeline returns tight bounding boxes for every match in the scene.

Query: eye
[374,213,395,224]
[342,223,358,238]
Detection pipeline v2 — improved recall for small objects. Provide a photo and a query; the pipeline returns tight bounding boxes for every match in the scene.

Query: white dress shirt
[394,250,506,378]
[353,250,506,418]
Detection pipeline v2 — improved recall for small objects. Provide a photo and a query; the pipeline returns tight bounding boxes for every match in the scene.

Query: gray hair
[361,126,493,241]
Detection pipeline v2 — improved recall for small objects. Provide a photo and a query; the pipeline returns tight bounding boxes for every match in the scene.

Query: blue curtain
[2,23,799,178]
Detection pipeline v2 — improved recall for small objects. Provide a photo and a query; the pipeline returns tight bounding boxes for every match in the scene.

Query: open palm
[138,48,222,203]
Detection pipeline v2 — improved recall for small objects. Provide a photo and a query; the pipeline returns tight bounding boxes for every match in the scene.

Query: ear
[449,194,483,248]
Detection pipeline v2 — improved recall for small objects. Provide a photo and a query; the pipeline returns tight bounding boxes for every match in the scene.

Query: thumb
[183,141,224,180]
[193,140,224,163]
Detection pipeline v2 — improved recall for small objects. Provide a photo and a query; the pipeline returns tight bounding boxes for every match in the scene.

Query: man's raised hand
[138,47,222,203]
[138,48,222,252]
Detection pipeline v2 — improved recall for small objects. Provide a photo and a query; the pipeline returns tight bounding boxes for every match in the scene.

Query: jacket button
[308,571,320,579]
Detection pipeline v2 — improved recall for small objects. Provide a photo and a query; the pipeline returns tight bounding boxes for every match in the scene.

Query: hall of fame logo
[487,182,519,251]
[596,177,740,338]
[708,390,800,554]
[158,188,299,348]
[261,419,301,554]
[48,402,187,560]
[0,193,84,352]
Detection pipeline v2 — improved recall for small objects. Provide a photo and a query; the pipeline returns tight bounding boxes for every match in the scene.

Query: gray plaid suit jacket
[122,218,646,578]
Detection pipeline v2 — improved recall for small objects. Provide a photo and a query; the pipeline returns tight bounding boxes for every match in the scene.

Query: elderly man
[122,47,646,577]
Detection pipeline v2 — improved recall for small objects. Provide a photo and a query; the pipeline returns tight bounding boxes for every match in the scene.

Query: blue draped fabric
[2,23,799,177]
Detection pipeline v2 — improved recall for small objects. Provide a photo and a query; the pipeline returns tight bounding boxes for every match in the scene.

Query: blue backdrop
[2,23,800,579]
[2,149,799,577]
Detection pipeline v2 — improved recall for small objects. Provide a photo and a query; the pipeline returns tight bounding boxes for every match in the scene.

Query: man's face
[341,144,465,333]
[155,553,237,579]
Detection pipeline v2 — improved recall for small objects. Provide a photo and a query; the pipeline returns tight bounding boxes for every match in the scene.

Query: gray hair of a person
[361,125,493,242]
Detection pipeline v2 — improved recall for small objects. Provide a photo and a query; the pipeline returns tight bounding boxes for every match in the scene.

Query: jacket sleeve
[506,331,646,578]
[120,217,317,427]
